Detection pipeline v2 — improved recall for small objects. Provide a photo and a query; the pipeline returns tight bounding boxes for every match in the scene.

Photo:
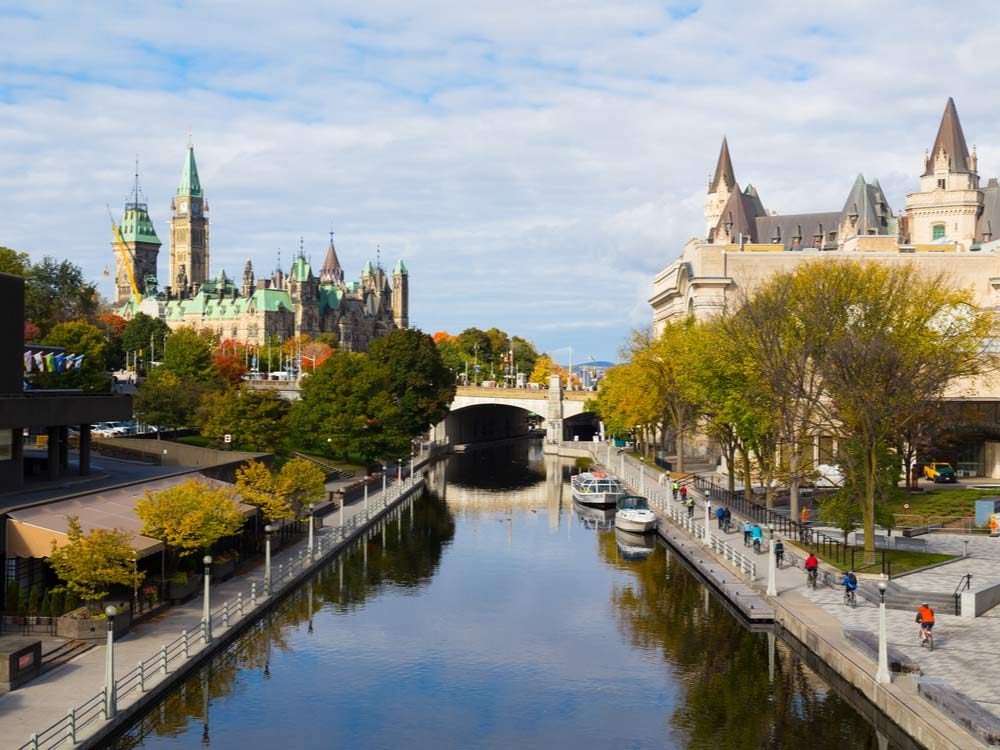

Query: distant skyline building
[116,144,408,352]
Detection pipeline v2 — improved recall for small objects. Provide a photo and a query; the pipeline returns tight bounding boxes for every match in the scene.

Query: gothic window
[932,224,946,241]
[937,179,946,190]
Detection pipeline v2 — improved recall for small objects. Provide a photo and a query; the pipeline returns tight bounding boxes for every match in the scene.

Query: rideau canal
[112,445,921,749]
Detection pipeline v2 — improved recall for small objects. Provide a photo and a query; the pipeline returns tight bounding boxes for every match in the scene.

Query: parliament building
[115,145,408,351]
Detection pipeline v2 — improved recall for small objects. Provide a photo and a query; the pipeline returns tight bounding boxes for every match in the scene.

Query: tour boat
[615,495,657,533]
[615,528,656,561]
[570,470,625,507]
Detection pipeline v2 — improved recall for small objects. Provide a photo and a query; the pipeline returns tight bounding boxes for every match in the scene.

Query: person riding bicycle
[804,552,819,585]
[750,524,763,553]
[723,508,733,533]
[773,538,784,567]
[841,570,858,599]
[916,602,935,639]
[743,521,753,546]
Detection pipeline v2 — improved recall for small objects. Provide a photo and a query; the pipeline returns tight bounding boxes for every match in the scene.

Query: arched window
[932,224,946,241]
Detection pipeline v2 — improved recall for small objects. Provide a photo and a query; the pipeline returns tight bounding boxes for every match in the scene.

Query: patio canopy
[5,473,256,559]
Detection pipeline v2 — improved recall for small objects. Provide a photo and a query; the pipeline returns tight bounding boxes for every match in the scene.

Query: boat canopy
[618,495,650,511]
[575,474,624,495]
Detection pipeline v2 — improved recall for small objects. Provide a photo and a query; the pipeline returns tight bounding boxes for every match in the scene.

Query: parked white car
[814,464,844,488]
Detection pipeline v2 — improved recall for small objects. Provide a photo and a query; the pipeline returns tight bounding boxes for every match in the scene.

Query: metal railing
[953,572,973,616]
[18,472,426,750]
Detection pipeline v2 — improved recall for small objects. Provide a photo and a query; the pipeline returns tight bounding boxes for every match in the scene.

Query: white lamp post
[364,481,369,517]
[104,605,117,718]
[202,555,213,643]
[307,503,315,562]
[766,526,777,597]
[704,500,712,546]
[264,525,273,596]
[876,581,891,684]
[639,458,645,495]
[382,465,388,495]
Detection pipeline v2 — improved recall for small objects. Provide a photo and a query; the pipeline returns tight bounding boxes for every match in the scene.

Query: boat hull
[615,512,657,534]
[571,489,622,507]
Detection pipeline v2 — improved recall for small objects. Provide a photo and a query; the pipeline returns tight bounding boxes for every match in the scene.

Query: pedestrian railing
[18,473,425,750]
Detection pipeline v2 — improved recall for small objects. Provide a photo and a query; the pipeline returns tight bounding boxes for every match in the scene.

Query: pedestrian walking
[715,505,725,529]
[723,508,732,533]
[800,506,810,525]
[774,538,784,567]
[679,484,688,504]
[743,521,752,546]
[686,496,695,518]
[672,479,680,499]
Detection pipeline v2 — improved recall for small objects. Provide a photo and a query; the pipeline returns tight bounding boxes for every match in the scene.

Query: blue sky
[2,1,1000,361]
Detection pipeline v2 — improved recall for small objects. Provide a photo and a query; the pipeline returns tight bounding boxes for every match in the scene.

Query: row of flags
[23,351,85,374]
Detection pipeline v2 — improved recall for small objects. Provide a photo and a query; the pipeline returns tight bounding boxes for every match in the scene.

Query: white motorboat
[615,528,656,561]
[571,471,625,507]
[615,495,657,533]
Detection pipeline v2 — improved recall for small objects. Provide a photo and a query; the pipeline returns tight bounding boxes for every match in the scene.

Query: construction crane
[107,204,142,303]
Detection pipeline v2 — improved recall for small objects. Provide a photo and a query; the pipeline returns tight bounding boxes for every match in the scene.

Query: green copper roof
[393,258,408,275]
[292,255,312,282]
[362,260,374,275]
[251,288,295,313]
[177,145,202,198]
[119,205,161,246]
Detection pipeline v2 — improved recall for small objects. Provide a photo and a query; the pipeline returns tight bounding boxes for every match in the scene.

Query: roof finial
[276,247,282,272]
[187,126,192,148]
[376,244,381,269]
[329,226,335,245]
[299,235,305,259]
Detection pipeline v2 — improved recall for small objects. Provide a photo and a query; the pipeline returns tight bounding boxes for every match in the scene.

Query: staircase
[859,581,960,615]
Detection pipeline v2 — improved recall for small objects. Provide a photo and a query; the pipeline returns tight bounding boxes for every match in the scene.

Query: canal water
[112,444,920,749]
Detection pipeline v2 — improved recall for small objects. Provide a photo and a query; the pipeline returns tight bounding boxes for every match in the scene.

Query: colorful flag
[74,354,85,370]
[23,351,31,373]
[44,353,55,372]
[54,353,65,373]
[33,352,43,371]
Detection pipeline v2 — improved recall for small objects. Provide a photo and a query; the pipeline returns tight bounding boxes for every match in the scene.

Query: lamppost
[264,525,273,595]
[104,605,118,718]
[398,458,404,482]
[410,448,415,481]
[704,499,712,546]
[132,552,138,616]
[307,503,315,562]
[364,480,369,518]
[202,555,213,643]
[382,465,388,495]
[766,525,777,597]
[876,580,891,684]
[639,457,645,495]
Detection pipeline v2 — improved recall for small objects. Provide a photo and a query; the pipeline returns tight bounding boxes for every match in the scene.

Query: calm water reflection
[113,444,919,749]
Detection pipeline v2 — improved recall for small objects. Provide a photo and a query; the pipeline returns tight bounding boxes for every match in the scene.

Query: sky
[3,1,1000,362]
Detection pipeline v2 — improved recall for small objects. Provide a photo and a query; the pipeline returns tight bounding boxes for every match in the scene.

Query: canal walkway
[571,443,999,749]
[1,463,431,750]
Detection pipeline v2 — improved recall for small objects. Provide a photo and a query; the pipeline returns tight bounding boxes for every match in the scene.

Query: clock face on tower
[179,201,188,215]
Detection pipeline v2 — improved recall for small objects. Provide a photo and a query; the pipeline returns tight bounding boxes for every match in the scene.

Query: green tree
[136,479,246,572]
[161,326,217,383]
[135,369,209,434]
[0,246,30,276]
[235,460,291,522]
[121,312,171,375]
[511,336,538,380]
[25,257,99,337]
[39,320,109,391]
[48,516,144,609]
[275,457,327,519]
[197,386,290,451]
[368,328,456,439]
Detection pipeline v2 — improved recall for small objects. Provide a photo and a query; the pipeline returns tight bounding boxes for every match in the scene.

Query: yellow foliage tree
[235,460,292,522]
[48,516,144,609]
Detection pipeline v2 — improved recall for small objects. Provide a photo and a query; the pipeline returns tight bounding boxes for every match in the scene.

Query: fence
[18,472,425,750]
[2,615,55,636]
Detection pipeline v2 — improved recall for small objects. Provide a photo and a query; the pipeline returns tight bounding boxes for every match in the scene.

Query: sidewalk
[0,469,425,749]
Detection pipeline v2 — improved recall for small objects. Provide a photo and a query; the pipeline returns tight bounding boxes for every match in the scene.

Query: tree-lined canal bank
[111,445,921,749]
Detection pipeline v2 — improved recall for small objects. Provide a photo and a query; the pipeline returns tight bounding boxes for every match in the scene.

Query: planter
[56,608,131,642]
[165,573,203,604]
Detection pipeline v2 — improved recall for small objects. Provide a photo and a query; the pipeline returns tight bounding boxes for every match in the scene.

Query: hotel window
[932,224,946,240]
[937,179,946,189]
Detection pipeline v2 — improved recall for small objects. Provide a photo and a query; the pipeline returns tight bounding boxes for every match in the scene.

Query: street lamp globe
[105,605,117,618]
[264,524,273,534]
[203,555,212,566]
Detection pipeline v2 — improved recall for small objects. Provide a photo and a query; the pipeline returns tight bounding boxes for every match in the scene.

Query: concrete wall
[961,580,1000,618]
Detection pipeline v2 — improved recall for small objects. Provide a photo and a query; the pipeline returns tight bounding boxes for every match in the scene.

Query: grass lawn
[296,452,367,474]
[797,543,955,574]
[176,435,212,447]
[887,487,1000,519]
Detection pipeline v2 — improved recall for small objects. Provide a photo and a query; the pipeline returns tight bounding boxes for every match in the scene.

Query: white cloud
[2,1,1000,359]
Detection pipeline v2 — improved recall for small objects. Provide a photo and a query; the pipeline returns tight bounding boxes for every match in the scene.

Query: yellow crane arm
[108,205,142,303]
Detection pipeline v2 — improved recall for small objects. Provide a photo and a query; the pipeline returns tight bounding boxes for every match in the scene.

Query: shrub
[4,581,21,614]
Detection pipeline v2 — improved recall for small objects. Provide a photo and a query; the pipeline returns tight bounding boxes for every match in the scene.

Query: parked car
[923,462,957,483]
[813,464,844,488]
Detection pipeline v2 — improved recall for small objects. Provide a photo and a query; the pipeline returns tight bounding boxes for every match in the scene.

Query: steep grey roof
[755,212,843,251]
[977,183,1000,243]
[923,97,973,176]
[840,174,893,236]
[709,137,736,193]
[712,184,767,243]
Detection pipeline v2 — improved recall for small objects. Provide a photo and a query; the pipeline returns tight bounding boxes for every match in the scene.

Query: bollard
[238,592,244,616]
[182,629,189,659]
[138,659,146,691]
[223,602,230,629]
[251,582,257,607]
[68,707,77,744]
[161,645,168,674]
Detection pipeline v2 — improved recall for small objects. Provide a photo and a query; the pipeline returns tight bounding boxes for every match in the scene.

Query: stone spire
[320,231,345,285]
[708,136,736,193]
[923,98,973,176]
[178,143,203,197]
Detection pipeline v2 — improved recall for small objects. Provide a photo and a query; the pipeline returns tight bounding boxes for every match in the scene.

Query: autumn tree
[136,479,246,572]
[235,460,291,522]
[529,354,559,385]
[197,386,290,451]
[275,457,327,519]
[135,369,209,434]
[40,320,109,391]
[161,326,218,383]
[48,516,144,609]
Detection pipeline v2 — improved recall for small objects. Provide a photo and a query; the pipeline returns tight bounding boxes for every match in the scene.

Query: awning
[5,473,256,559]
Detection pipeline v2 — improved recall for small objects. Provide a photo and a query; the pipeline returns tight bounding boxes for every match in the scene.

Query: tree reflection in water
[111,490,454,747]
[597,531,917,750]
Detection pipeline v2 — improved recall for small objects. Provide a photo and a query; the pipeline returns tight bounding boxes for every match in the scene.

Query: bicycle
[843,588,857,607]
[919,625,935,651]
[806,568,818,589]
[752,538,762,555]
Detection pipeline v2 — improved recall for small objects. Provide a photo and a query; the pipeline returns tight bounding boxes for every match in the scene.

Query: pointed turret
[393,258,408,275]
[178,144,203,197]
[320,232,345,286]
[923,98,972,176]
[708,137,736,193]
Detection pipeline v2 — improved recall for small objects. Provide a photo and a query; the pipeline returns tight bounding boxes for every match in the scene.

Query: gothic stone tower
[705,137,736,240]
[169,144,210,293]
[392,258,409,329]
[113,172,161,305]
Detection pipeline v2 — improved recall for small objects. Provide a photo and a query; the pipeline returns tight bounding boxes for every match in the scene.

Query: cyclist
[804,552,819,587]
[742,521,753,547]
[916,602,935,646]
[841,570,858,606]
[750,524,763,554]
[773,538,785,567]
[723,508,733,533]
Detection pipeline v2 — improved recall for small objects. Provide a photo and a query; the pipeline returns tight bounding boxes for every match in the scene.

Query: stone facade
[117,146,408,351]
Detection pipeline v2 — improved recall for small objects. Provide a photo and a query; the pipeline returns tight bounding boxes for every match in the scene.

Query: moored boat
[570,470,625,507]
[615,495,657,533]
[615,528,656,561]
